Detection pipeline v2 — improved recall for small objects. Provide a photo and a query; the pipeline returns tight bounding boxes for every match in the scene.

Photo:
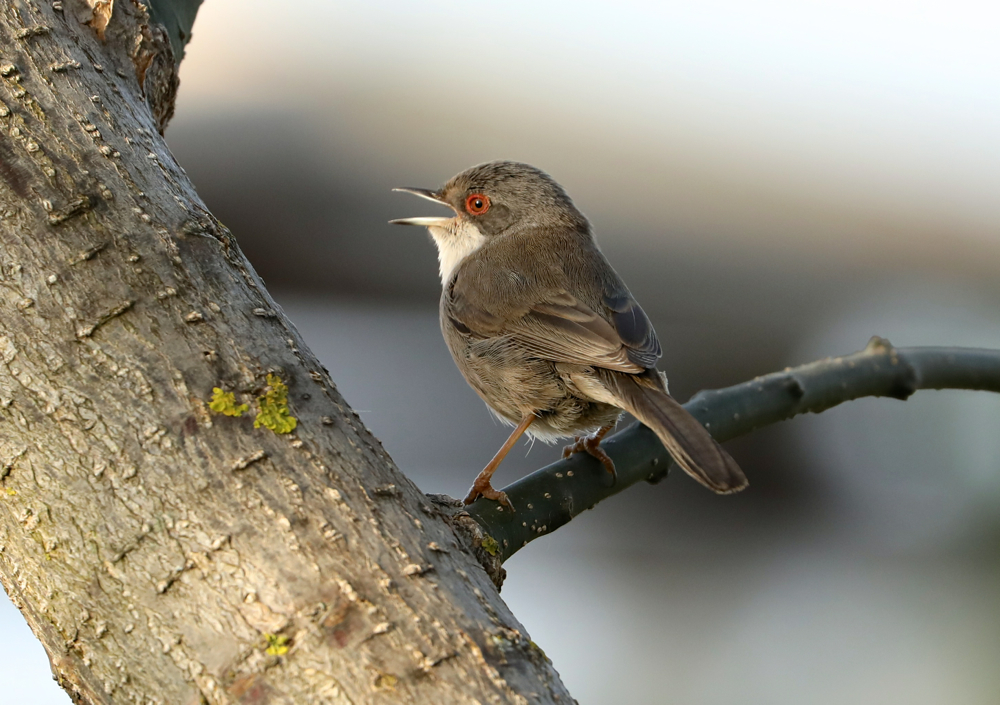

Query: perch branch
[466,338,1000,562]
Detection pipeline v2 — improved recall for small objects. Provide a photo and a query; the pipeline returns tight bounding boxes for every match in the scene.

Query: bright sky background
[177,0,1000,259]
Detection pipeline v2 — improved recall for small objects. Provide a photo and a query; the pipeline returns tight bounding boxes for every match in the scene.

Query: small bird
[391,161,747,507]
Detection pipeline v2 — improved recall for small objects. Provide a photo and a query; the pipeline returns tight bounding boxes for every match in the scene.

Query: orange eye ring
[465,193,490,215]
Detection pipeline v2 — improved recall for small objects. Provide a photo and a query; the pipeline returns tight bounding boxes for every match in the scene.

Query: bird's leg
[464,413,535,508]
[562,423,617,482]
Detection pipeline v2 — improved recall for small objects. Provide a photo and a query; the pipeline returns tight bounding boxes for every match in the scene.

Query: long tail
[598,369,748,494]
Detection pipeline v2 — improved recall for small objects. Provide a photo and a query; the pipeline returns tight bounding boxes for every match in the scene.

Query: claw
[463,478,513,510]
[562,424,617,483]
[462,413,534,511]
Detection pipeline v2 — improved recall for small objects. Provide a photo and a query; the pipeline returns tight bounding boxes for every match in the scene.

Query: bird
[391,161,747,508]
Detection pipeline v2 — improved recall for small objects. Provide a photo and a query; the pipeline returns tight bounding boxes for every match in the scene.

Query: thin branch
[147,0,204,62]
[466,338,1000,562]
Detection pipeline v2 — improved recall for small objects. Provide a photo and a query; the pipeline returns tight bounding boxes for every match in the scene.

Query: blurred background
[4,0,1000,702]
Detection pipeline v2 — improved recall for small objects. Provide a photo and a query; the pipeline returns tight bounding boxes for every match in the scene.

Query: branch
[466,338,1000,563]
[147,0,203,62]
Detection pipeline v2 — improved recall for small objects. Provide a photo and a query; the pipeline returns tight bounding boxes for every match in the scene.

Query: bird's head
[391,161,587,282]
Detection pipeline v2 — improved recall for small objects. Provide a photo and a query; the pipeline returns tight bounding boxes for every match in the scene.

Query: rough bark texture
[0,2,571,703]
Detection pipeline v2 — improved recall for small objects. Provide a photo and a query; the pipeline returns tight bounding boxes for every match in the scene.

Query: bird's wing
[446,276,661,375]
[513,290,647,373]
[600,289,661,369]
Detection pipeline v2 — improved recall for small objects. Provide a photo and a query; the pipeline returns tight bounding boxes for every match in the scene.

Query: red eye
[465,193,490,215]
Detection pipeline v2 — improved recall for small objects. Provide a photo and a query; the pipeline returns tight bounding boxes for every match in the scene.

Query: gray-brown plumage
[391,161,747,506]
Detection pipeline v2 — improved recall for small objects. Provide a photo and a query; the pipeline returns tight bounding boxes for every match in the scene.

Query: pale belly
[442,328,622,441]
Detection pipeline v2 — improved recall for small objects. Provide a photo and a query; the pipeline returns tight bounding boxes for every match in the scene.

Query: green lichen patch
[209,388,249,417]
[263,632,290,656]
[481,534,499,556]
[528,640,550,663]
[254,373,297,434]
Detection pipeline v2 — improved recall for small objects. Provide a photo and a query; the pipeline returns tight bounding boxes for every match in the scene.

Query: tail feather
[598,370,748,494]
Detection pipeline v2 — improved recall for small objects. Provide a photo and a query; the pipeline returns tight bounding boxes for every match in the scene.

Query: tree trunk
[0,2,571,702]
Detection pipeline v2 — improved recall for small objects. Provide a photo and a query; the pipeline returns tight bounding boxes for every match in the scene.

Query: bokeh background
[4,1,1000,702]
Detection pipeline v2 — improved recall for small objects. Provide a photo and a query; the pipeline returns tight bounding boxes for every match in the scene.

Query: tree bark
[0,2,571,703]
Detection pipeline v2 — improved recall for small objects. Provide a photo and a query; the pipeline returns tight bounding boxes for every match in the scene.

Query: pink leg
[464,414,535,508]
[562,423,617,482]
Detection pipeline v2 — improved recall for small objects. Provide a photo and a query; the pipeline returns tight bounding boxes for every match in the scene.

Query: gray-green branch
[466,338,1000,562]
[147,0,203,62]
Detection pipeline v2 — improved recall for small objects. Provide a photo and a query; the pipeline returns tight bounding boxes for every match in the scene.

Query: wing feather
[446,274,662,374]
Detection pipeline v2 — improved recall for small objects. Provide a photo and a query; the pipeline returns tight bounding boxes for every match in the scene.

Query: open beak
[389,187,456,227]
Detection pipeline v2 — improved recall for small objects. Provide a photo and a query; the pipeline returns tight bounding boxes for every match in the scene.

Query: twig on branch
[146,0,204,61]
[466,338,1000,563]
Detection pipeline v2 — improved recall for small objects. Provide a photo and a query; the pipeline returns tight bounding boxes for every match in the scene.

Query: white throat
[427,219,487,285]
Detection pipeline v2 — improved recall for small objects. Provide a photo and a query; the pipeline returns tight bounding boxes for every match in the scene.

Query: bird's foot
[562,429,617,483]
[463,478,514,510]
